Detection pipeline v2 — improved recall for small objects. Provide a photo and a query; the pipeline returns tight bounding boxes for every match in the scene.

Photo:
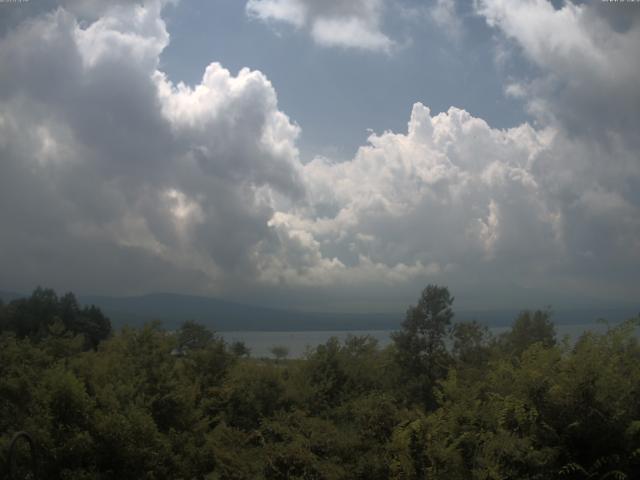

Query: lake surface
[220,322,620,358]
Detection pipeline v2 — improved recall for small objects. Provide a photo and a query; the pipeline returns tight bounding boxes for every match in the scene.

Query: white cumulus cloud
[246,0,394,52]
[475,0,640,141]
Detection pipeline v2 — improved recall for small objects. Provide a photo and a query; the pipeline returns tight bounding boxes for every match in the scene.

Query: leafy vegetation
[0,286,639,479]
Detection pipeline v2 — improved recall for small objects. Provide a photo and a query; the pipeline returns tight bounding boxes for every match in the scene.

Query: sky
[0,0,638,313]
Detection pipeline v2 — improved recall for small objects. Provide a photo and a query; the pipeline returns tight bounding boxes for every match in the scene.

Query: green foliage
[301,335,390,411]
[178,320,215,350]
[230,340,251,358]
[260,410,347,479]
[0,287,639,479]
[392,284,454,408]
[500,308,556,356]
[221,362,290,431]
[451,320,492,368]
[0,287,111,349]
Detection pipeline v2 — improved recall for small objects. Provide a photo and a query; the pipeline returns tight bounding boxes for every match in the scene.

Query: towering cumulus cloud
[0,0,638,308]
[0,1,302,295]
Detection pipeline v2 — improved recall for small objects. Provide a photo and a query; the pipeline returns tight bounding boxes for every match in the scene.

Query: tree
[0,288,111,348]
[230,340,251,358]
[3,287,58,338]
[77,304,112,350]
[392,284,454,408]
[500,308,556,356]
[301,336,389,412]
[450,320,491,367]
[177,320,214,351]
[270,345,290,362]
[222,362,288,430]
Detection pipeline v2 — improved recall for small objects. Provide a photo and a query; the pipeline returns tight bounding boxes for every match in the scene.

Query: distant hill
[1,290,637,332]
[0,290,22,303]
[2,290,400,331]
[78,293,399,332]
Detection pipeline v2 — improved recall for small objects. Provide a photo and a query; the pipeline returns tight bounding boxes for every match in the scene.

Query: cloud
[0,0,638,310]
[263,99,639,305]
[475,0,640,142]
[430,0,463,41]
[0,2,303,296]
[270,106,556,288]
[245,0,394,52]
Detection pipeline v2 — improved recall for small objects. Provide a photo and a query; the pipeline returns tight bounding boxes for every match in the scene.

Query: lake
[220,322,620,358]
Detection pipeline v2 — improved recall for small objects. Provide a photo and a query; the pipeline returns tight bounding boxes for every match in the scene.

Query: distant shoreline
[218,322,631,358]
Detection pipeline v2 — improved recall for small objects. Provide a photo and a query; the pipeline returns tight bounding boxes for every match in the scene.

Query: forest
[0,286,639,479]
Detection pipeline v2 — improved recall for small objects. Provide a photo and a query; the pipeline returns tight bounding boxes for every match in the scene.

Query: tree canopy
[391,284,454,408]
[0,287,111,349]
[1,285,639,479]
